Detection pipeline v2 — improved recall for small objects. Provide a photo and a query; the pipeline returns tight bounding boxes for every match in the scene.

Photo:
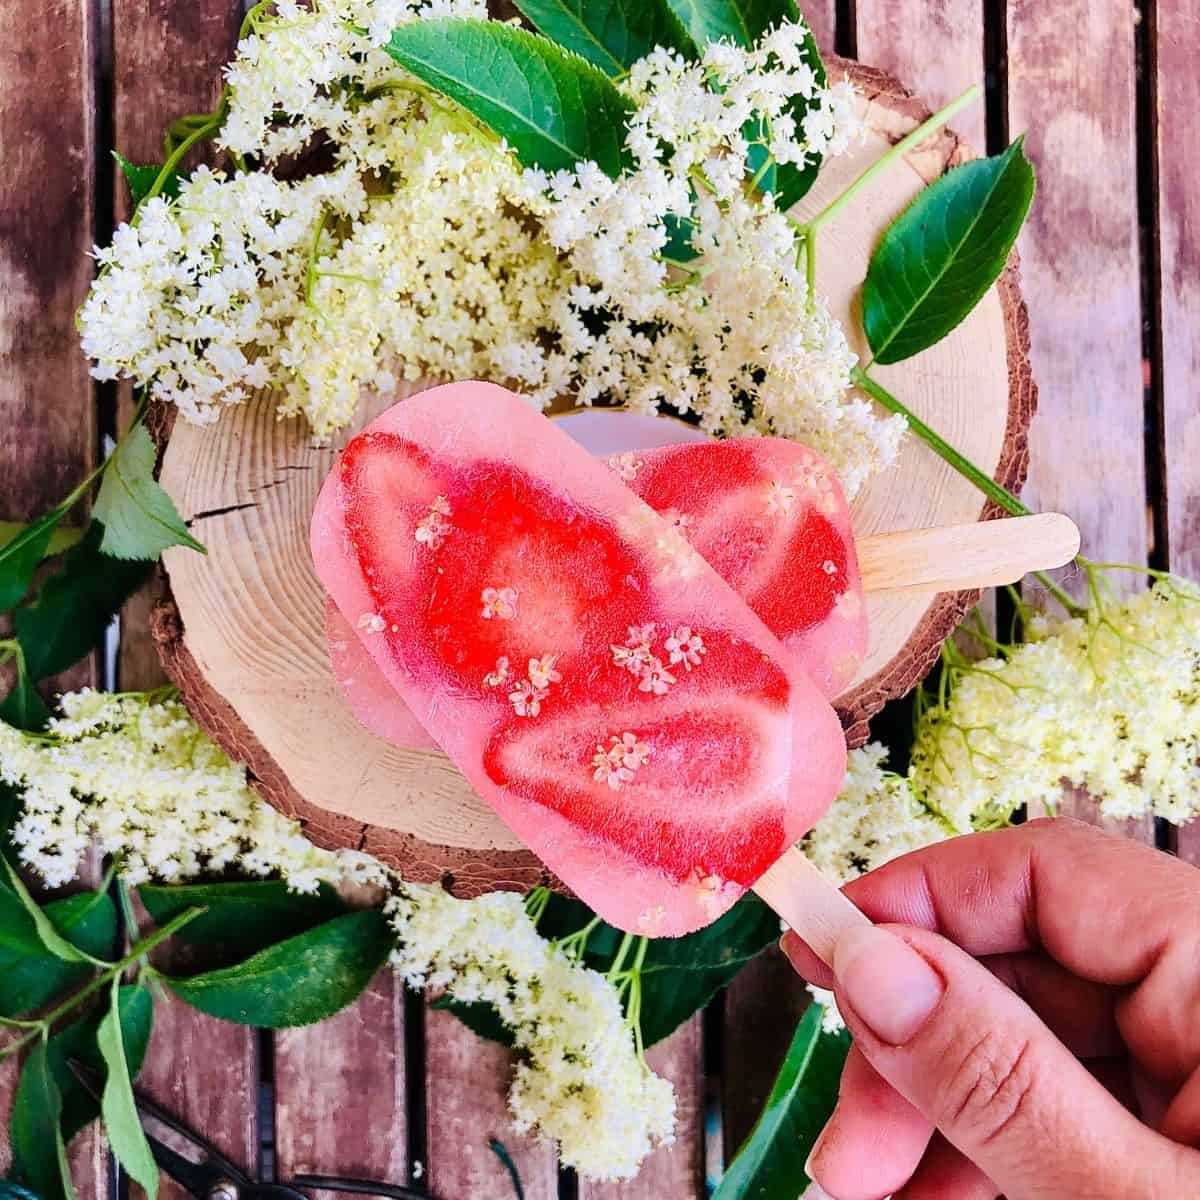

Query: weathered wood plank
[274,972,408,1192]
[803,1,836,53]
[854,0,986,149]
[1006,0,1152,838]
[0,0,107,1192]
[577,1018,705,1200]
[1156,0,1200,865]
[424,1005,559,1199]
[109,9,261,1200]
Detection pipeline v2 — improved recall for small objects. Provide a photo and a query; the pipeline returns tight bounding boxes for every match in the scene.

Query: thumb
[829,923,1187,1200]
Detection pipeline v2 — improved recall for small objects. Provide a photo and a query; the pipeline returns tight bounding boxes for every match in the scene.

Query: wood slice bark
[153,57,1035,893]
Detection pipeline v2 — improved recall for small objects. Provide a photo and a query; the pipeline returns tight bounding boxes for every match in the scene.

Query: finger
[892,1134,997,1200]
[805,1045,933,1200]
[984,951,1122,1058]
[831,922,1198,1200]
[1160,1064,1200,1146]
[783,929,835,990]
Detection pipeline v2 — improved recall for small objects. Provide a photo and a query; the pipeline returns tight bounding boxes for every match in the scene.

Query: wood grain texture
[1156,0,1200,864]
[155,58,1035,880]
[0,0,108,1191]
[112,0,244,691]
[274,973,408,1190]
[423,1005,559,1200]
[577,1019,706,1200]
[802,0,837,52]
[1006,0,1152,838]
[853,0,985,149]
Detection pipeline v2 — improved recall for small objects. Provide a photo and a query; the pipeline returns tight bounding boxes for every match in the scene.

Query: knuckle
[935,1028,1040,1147]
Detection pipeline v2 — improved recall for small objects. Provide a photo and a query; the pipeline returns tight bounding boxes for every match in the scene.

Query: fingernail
[832,925,944,1045]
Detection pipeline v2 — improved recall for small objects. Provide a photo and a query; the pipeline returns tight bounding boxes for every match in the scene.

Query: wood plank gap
[403,986,429,1188]
[1135,0,1169,574]
[834,0,856,57]
[982,0,1009,154]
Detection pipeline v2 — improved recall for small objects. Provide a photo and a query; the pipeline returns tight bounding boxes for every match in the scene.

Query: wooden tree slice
[154,57,1035,894]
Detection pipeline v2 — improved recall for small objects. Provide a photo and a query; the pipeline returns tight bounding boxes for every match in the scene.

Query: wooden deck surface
[1,1,1195,1196]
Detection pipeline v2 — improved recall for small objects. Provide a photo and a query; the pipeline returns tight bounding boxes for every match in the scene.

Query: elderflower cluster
[79,0,902,491]
[911,576,1200,827]
[0,689,675,1179]
[388,887,675,1179]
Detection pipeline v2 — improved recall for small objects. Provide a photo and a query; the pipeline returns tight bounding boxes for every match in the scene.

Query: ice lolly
[617,438,866,697]
[311,381,848,936]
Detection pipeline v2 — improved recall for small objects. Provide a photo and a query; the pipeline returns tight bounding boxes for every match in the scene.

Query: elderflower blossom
[0,690,675,1177]
[80,1,902,491]
[911,576,1200,827]
[388,887,674,1179]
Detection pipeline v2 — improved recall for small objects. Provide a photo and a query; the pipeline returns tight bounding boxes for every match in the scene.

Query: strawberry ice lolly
[311,382,847,936]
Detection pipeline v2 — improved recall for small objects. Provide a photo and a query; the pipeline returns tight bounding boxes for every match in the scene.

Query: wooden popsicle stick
[857,512,1080,595]
[753,845,870,967]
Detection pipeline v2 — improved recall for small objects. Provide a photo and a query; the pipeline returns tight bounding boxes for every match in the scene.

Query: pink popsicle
[311,382,847,935]
[622,438,867,697]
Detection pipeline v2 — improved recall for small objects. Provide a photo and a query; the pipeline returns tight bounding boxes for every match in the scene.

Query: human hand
[781,818,1200,1199]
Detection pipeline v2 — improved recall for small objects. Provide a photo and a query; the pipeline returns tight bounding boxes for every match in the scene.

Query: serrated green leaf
[443,894,778,1048]
[166,909,394,1027]
[97,977,159,1200]
[92,424,204,560]
[0,522,83,561]
[0,891,118,1018]
[10,1039,76,1200]
[0,857,104,965]
[13,523,149,683]
[862,137,1036,365]
[0,514,58,612]
[51,986,154,1146]
[385,19,635,177]
[663,0,797,48]
[0,677,51,733]
[113,152,180,209]
[713,1007,849,1199]
[139,879,347,959]
[513,0,695,75]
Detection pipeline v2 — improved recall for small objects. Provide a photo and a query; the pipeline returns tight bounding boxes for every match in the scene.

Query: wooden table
[1,1,1196,1196]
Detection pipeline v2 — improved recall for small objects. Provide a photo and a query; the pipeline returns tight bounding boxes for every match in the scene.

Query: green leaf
[92,424,204,560]
[113,152,180,208]
[97,977,159,1199]
[50,986,154,1146]
[0,891,118,1018]
[384,19,635,177]
[513,0,695,76]
[0,522,83,561]
[0,513,59,613]
[0,858,105,965]
[444,894,779,1048]
[862,137,1036,365]
[166,910,394,1027]
[10,1039,76,1200]
[663,0,797,48]
[13,523,149,683]
[0,677,51,733]
[139,879,347,959]
[713,1007,850,1199]
[0,887,47,957]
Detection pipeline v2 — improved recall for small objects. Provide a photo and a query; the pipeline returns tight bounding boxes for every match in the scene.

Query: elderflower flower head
[387,886,674,1179]
[910,575,1200,827]
[79,2,900,492]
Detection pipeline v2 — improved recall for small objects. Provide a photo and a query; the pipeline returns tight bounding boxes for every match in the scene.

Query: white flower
[591,733,652,790]
[415,496,452,549]
[481,586,518,620]
[484,656,511,688]
[509,680,548,718]
[664,626,705,670]
[527,654,563,691]
[638,660,676,695]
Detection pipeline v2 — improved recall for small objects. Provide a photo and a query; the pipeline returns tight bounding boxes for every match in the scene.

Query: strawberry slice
[627,438,867,696]
[311,382,847,935]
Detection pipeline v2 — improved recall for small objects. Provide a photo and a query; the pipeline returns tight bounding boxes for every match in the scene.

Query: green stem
[607,931,635,979]
[305,207,333,307]
[851,365,1086,616]
[0,906,204,1062]
[802,85,982,236]
[116,877,142,957]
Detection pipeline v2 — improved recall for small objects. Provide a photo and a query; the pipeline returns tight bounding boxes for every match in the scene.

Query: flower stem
[852,365,1086,617]
[0,905,204,1062]
[802,85,982,236]
[607,932,635,979]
